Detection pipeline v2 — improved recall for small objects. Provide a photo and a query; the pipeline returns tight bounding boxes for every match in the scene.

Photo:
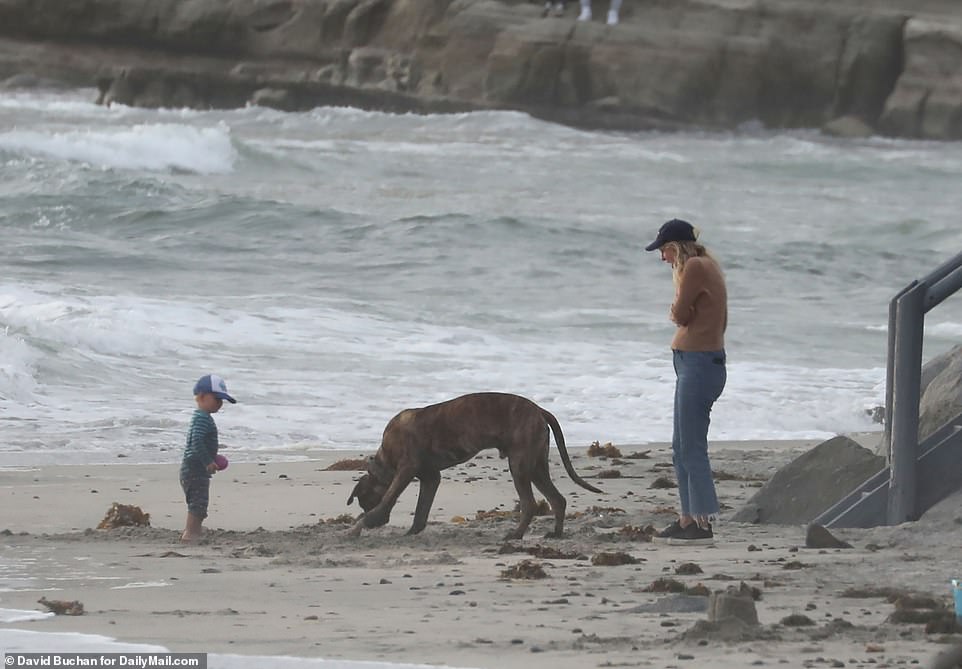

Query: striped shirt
[180,409,219,479]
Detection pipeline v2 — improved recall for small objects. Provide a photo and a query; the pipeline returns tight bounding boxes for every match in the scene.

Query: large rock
[822,115,875,138]
[877,343,962,458]
[730,435,885,525]
[879,18,962,139]
[919,344,962,442]
[921,344,961,393]
[0,0,961,139]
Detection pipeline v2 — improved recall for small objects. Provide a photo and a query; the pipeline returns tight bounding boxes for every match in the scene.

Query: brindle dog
[347,392,603,539]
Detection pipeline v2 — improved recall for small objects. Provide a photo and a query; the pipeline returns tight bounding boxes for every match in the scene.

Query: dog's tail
[541,409,603,494]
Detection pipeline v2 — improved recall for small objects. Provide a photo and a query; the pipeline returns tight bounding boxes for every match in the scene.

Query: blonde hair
[666,240,719,286]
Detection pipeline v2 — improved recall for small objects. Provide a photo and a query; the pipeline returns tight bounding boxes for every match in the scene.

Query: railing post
[887,282,926,525]
[882,283,914,461]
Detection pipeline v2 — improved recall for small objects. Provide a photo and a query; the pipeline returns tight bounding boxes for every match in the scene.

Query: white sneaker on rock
[606,10,619,25]
[578,7,592,21]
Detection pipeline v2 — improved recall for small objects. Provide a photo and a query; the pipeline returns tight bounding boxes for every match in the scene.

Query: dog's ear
[347,478,363,506]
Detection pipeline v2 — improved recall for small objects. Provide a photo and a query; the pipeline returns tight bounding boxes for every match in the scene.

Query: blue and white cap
[193,373,237,403]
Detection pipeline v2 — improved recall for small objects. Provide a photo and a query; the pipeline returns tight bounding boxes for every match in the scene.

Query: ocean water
[2,89,962,470]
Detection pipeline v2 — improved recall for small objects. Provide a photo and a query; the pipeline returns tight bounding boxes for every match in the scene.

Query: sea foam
[0,123,236,174]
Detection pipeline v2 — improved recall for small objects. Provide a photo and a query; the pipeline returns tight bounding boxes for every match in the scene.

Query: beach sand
[3,437,962,668]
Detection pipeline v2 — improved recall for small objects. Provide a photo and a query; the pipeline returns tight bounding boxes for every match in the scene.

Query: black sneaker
[666,523,714,546]
[653,520,685,542]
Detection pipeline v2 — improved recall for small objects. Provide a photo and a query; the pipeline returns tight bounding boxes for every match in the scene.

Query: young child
[180,373,236,543]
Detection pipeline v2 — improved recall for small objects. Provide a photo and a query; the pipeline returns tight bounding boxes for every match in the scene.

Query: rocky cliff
[1,0,959,139]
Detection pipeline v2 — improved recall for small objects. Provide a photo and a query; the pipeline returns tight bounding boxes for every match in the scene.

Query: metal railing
[884,250,962,524]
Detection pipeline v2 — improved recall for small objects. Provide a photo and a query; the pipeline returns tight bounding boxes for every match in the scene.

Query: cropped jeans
[672,349,726,518]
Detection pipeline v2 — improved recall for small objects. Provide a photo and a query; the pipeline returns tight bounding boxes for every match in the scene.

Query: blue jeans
[672,349,726,517]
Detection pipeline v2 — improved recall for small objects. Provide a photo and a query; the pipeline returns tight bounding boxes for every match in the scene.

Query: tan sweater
[670,256,727,352]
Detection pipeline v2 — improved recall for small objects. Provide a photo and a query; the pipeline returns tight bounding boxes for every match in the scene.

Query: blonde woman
[646,219,728,544]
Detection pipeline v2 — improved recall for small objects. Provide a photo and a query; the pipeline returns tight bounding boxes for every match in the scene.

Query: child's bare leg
[181,512,204,542]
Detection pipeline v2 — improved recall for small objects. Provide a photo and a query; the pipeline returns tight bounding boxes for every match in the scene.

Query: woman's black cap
[645,219,697,251]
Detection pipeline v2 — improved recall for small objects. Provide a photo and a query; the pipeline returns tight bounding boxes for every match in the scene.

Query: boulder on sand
[731,435,884,525]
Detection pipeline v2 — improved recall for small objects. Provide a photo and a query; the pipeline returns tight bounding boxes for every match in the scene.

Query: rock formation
[730,435,885,525]
[919,344,962,443]
[0,0,959,138]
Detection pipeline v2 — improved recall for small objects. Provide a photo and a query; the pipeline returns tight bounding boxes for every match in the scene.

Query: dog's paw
[347,520,364,537]
[363,506,394,528]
